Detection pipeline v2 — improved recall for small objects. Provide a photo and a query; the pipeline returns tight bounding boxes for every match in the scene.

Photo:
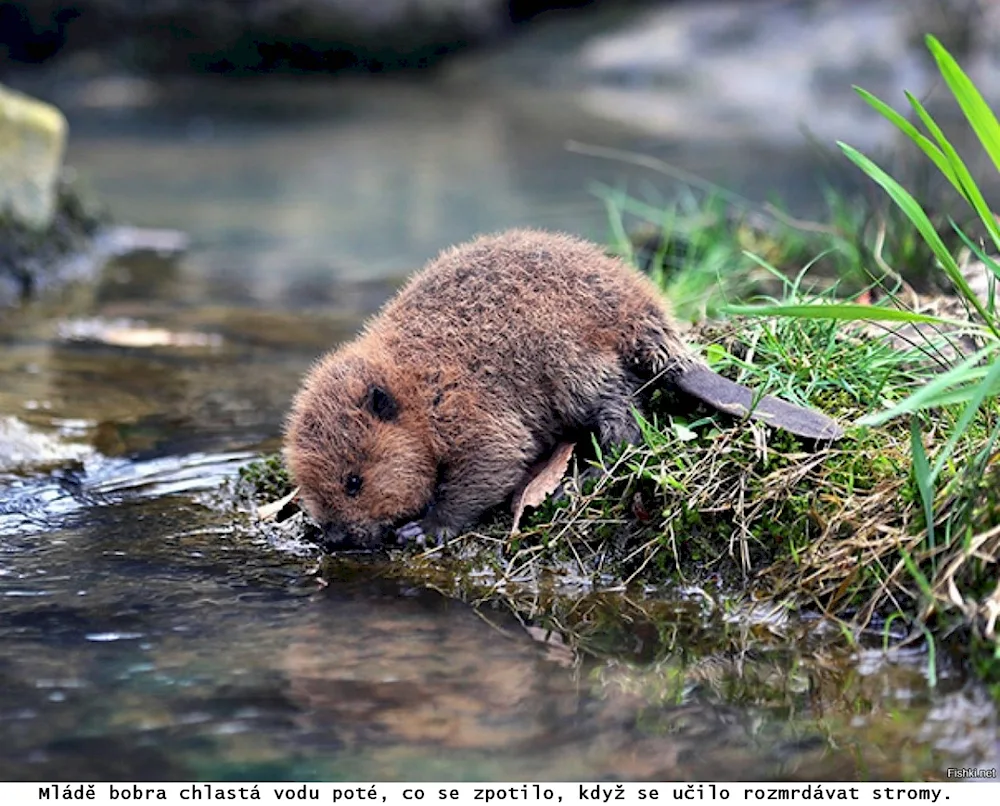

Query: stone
[0,83,68,230]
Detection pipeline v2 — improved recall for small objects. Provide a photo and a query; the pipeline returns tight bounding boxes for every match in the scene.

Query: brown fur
[285,229,719,548]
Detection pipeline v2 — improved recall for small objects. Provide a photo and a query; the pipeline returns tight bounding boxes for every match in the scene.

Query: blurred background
[2,0,997,301]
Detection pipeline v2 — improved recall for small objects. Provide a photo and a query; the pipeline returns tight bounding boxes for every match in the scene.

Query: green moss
[236,453,294,504]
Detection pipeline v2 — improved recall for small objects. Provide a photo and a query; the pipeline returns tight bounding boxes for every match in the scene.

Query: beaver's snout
[317,521,392,552]
[317,524,355,552]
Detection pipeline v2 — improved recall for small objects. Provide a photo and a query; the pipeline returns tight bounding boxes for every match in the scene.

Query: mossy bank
[233,237,998,693]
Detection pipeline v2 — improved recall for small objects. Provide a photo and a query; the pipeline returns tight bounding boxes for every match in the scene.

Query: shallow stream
[1,65,998,780]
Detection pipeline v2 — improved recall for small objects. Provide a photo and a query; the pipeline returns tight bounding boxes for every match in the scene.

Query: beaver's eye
[344,474,363,497]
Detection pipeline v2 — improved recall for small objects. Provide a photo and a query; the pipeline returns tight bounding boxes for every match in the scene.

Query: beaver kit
[285,229,842,549]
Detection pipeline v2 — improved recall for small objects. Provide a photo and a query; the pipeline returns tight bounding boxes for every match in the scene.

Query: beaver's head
[284,350,437,549]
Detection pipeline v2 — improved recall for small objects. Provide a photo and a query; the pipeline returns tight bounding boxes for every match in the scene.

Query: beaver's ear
[365,385,399,422]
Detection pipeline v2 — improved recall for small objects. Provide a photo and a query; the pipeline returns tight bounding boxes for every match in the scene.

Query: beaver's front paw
[395,520,452,548]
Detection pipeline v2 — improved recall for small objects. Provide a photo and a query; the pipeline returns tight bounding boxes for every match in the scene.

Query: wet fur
[286,229,740,547]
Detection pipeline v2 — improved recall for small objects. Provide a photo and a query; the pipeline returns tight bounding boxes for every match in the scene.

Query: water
[1,64,998,780]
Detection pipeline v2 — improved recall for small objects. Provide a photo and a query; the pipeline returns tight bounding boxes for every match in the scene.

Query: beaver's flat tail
[676,366,845,441]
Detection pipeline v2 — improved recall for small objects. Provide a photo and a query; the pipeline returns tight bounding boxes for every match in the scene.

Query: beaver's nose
[318,522,376,553]
[316,523,348,552]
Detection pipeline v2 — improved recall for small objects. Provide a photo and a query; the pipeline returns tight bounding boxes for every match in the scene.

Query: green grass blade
[907,91,1000,254]
[724,301,966,327]
[952,225,1000,320]
[858,343,1000,425]
[853,87,960,193]
[927,35,1000,175]
[952,222,1000,284]
[839,143,956,268]
[913,381,1000,411]
[900,545,938,628]
[930,355,1000,480]
[839,143,1000,337]
[910,417,936,550]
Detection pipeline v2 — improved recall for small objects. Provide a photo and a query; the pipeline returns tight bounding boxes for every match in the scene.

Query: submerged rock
[0,83,67,230]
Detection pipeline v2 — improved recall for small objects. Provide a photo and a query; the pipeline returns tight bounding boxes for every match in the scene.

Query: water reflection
[0,502,993,782]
